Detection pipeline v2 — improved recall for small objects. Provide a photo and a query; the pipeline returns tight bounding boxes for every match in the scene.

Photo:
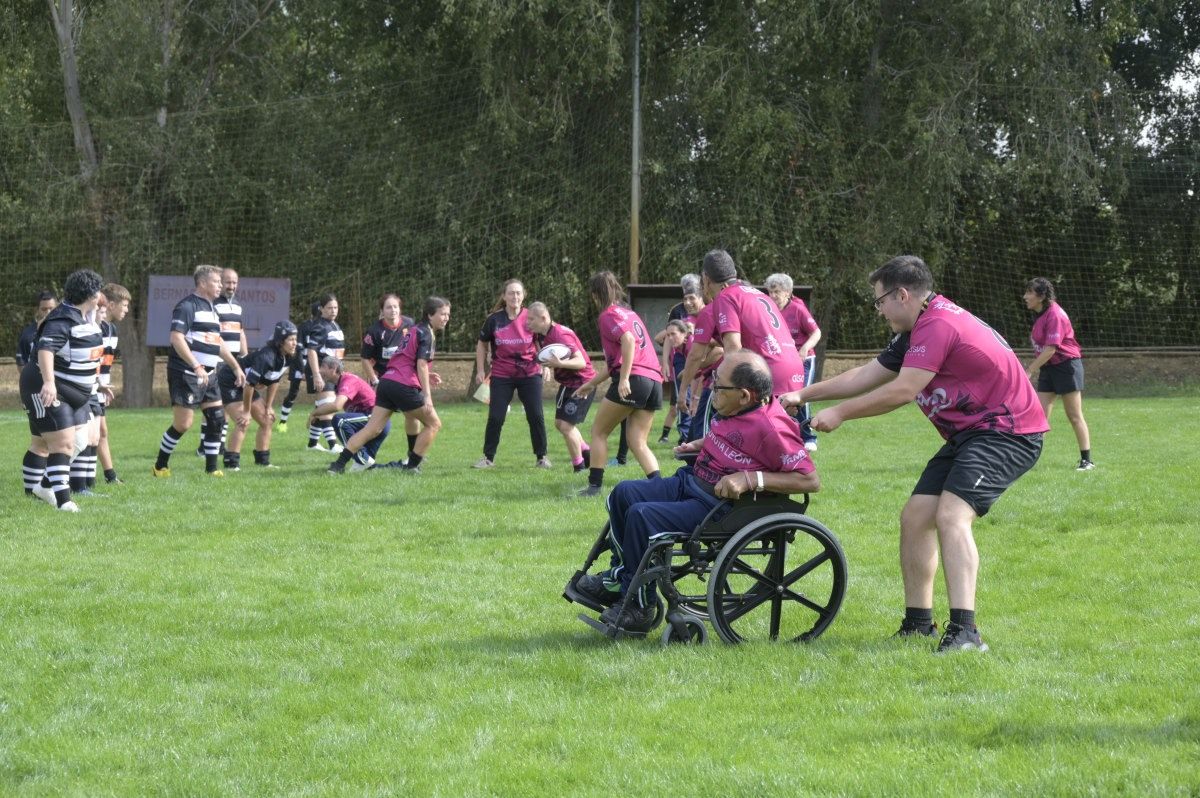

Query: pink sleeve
[904,317,954,374]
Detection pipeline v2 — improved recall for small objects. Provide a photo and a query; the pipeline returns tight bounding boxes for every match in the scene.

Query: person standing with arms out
[526,301,595,473]
[16,290,58,368]
[329,296,450,474]
[198,268,250,455]
[473,279,549,469]
[1023,278,1094,471]
[360,293,421,464]
[303,293,346,453]
[18,290,59,497]
[764,272,822,452]
[574,271,663,497]
[781,255,1047,653]
[19,269,105,512]
[153,264,245,478]
[95,283,130,486]
[218,320,298,471]
[277,302,320,432]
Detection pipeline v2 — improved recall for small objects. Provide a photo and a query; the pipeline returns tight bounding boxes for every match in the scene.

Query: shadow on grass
[442,626,625,655]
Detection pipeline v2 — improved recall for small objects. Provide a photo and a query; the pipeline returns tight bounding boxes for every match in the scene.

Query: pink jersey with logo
[382,322,435,389]
[335,372,376,414]
[479,308,540,379]
[690,303,720,385]
[693,400,815,487]
[598,304,661,381]
[713,283,807,395]
[539,322,595,389]
[779,296,819,347]
[903,295,1049,440]
[1030,301,1082,364]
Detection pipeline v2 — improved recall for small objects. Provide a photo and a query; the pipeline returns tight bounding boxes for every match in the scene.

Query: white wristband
[756,471,764,492]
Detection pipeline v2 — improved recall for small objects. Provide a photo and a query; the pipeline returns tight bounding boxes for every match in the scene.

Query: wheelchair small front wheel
[661,617,707,646]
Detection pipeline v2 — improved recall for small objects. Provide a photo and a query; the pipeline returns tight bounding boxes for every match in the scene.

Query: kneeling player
[526,301,594,472]
[329,296,449,474]
[309,355,387,470]
[220,321,298,470]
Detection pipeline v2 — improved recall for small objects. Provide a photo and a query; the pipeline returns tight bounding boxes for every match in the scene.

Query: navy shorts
[912,430,1043,517]
[1037,358,1084,395]
[216,365,245,405]
[555,384,595,425]
[168,368,221,409]
[604,374,663,411]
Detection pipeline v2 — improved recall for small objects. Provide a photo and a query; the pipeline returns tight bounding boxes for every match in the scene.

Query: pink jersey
[690,303,720,385]
[479,308,540,379]
[335,372,376,414]
[713,283,807,395]
[693,400,815,487]
[382,321,435,389]
[539,322,595,389]
[904,295,1049,440]
[1030,301,1082,364]
[779,296,819,347]
[598,304,661,381]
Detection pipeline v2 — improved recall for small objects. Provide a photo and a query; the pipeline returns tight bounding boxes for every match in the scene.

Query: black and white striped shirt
[168,294,224,373]
[35,303,103,395]
[305,318,346,360]
[214,294,245,356]
[99,320,119,388]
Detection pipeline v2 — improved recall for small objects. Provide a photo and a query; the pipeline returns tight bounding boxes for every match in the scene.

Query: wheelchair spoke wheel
[707,514,847,644]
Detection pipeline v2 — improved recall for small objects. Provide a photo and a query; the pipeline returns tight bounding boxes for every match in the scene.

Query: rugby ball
[537,343,572,363]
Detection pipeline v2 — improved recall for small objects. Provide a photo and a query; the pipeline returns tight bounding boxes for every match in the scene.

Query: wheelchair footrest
[563,573,610,614]
[578,612,647,640]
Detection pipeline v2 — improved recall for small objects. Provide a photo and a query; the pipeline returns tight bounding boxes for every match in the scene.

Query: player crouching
[218,320,297,470]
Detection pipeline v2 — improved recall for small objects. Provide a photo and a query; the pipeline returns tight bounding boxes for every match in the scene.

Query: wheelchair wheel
[661,617,708,646]
[706,513,846,644]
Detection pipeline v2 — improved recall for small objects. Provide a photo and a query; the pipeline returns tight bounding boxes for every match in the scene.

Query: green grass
[1,397,1197,796]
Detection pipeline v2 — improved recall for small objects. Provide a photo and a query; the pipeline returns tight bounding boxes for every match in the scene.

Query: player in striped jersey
[152,264,246,477]
[19,269,106,512]
[197,268,250,454]
[218,320,297,470]
[303,293,346,452]
[94,283,130,486]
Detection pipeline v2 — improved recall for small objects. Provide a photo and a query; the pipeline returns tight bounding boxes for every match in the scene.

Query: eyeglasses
[712,385,743,392]
[872,287,900,310]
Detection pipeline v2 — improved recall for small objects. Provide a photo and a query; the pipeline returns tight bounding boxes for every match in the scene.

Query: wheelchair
[563,485,847,646]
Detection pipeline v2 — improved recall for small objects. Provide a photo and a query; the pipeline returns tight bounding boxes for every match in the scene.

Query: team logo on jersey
[916,387,950,419]
[762,334,782,356]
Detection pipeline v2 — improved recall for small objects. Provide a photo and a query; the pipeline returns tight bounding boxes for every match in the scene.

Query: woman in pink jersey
[473,279,549,469]
[526,301,596,473]
[574,271,663,497]
[1024,277,1093,470]
[765,272,821,452]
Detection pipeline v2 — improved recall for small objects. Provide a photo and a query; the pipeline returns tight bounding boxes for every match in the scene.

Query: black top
[168,293,224,373]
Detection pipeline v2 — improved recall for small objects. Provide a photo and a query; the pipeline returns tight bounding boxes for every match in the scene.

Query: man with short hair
[152,264,245,477]
[781,255,1047,653]
[576,350,820,633]
[15,290,58,368]
[309,355,387,470]
[95,283,131,485]
[198,267,250,454]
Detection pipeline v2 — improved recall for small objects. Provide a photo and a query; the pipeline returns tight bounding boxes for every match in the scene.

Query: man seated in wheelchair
[576,349,820,633]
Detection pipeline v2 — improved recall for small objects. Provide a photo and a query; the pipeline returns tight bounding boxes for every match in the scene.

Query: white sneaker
[59,501,81,513]
[472,457,494,469]
[328,444,345,454]
[32,483,57,507]
[350,456,376,473]
[804,441,818,452]
[536,456,552,469]
[305,445,329,454]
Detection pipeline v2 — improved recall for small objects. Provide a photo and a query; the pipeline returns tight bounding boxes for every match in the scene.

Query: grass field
[1,396,1197,796]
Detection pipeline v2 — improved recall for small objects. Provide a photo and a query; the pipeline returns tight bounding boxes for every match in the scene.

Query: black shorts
[604,374,663,411]
[90,393,106,418]
[20,365,92,434]
[1037,358,1084,395]
[168,368,221,409]
[912,430,1043,517]
[376,379,425,413]
[216,365,245,405]
[555,384,595,425]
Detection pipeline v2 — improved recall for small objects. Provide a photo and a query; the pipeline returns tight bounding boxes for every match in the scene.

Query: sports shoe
[327,460,346,475]
[256,463,280,469]
[75,488,107,498]
[893,618,938,638]
[305,444,330,453]
[328,444,345,454]
[105,475,124,484]
[350,456,376,473]
[573,461,588,473]
[575,574,620,607]
[472,457,494,469]
[276,421,288,433]
[58,501,81,513]
[152,466,171,478]
[400,464,421,474]
[32,483,57,507]
[804,441,818,452]
[599,601,657,633]
[607,457,627,467]
[656,435,671,445]
[576,484,602,498]
[935,621,989,653]
[207,470,225,478]
[225,466,241,473]
[1077,459,1096,471]
[535,456,552,469]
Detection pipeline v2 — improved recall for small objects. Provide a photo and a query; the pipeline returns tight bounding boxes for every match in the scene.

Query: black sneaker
[573,462,588,473]
[656,435,670,445]
[326,460,346,475]
[400,464,421,474]
[600,601,657,633]
[936,621,989,653]
[576,574,621,607]
[105,475,124,485]
[894,618,938,638]
[576,484,602,497]
[1076,459,1096,471]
